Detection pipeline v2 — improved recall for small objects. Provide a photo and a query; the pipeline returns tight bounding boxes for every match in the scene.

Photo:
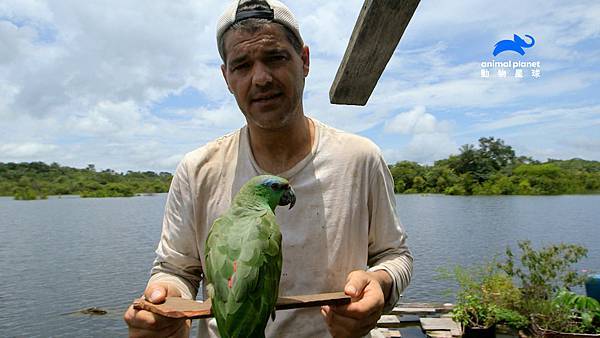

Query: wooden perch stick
[132,292,351,319]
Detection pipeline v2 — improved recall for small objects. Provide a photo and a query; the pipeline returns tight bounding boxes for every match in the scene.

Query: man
[124,0,413,337]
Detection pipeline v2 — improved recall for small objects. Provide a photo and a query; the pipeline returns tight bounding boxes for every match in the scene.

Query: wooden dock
[375,303,527,338]
[374,302,460,338]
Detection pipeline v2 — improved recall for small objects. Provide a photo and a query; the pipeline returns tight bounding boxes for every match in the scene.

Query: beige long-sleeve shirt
[150,118,413,337]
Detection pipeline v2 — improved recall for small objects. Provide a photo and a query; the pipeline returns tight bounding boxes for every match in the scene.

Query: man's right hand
[123,282,191,338]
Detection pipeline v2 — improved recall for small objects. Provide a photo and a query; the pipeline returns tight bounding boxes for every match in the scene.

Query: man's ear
[221,64,233,94]
[301,45,310,77]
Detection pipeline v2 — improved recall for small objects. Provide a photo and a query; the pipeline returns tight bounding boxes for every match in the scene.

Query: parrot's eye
[270,183,281,190]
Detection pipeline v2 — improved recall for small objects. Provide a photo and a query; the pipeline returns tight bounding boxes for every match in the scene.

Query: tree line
[0,162,172,200]
[2,137,599,200]
[389,137,600,195]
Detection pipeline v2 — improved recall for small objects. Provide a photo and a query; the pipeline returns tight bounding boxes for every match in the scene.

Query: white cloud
[406,0,600,56]
[190,103,246,130]
[472,105,600,132]
[381,106,457,164]
[301,0,361,57]
[1,0,599,172]
[1,0,227,119]
[383,133,457,165]
[0,142,58,158]
[0,21,34,65]
[384,106,451,135]
[65,100,150,136]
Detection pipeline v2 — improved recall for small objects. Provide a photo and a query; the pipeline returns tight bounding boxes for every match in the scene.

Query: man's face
[221,23,309,130]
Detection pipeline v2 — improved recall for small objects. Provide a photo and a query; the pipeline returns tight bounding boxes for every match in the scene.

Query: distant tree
[448,137,517,184]
[0,162,173,199]
[389,161,425,193]
[478,137,516,170]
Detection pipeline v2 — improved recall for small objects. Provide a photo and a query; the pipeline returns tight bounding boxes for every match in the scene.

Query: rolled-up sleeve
[150,158,203,300]
[367,155,413,312]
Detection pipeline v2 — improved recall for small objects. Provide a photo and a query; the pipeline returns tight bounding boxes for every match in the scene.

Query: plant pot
[530,315,600,338]
[463,324,496,338]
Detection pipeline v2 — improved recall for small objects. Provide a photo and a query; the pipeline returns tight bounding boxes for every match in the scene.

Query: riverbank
[0,162,172,200]
[389,138,600,196]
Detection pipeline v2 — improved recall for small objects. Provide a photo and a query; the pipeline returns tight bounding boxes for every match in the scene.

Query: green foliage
[0,162,172,199]
[498,241,588,301]
[388,161,426,193]
[14,188,43,200]
[453,293,498,329]
[442,263,527,330]
[447,137,516,183]
[445,241,597,334]
[552,290,600,333]
[528,300,575,334]
[531,291,600,334]
[388,137,600,195]
[494,307,529,330]
[496,241,599,334]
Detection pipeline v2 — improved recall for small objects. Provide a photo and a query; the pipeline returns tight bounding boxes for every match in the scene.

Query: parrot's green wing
[205,208,282,338]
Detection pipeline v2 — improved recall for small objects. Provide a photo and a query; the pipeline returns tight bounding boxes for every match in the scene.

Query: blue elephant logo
[493,34,535,56]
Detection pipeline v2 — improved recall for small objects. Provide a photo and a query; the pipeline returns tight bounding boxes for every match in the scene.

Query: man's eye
[269,55,287,62]
[232,63,249,71]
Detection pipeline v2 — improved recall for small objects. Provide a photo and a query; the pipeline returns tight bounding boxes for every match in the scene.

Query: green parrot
[205,175,296,338]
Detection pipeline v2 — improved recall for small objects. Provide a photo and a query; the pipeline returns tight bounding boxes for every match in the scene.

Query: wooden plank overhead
[329,0,420,106]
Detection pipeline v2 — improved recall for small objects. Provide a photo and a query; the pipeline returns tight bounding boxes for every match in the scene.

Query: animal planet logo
[480,34,541,79]
[493,34,535,56]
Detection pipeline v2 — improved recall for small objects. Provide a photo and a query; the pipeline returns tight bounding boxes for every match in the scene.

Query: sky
[1,0,599,173]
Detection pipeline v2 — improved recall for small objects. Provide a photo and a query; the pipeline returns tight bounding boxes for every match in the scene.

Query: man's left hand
[321,270,391,338]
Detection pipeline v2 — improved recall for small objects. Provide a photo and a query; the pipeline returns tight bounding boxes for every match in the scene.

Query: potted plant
[453,293,497,338]
[498,241,600,336]
[444,262,528,337]
[530,290,600,337]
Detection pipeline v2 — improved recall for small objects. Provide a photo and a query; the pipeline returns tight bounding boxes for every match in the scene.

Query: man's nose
[251,62,273,87]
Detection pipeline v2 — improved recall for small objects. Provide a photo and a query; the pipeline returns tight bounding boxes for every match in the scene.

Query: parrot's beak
[279,186,296,209]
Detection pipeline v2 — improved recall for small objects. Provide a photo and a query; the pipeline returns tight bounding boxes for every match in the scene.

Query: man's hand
[321,270,392,338]
[123,282,191,338]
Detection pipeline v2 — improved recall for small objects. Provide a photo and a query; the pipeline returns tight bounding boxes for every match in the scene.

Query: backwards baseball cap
[216,0,304,61]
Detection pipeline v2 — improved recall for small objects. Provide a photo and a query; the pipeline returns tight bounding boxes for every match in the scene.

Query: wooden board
[395,302,454,309]
[132,292,350,319]
[420,318,461,337]
[377,315,403,328]
[329,0,421,105]
[377,328,403,337]
[391,302,454,315]
[376,315,429,329]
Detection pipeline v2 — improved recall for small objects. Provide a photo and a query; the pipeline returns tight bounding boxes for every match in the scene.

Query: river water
[1,194,598,336]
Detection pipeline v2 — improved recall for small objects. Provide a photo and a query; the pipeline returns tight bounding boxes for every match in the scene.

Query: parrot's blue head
[242,175,296,211]
[262,176,296,209]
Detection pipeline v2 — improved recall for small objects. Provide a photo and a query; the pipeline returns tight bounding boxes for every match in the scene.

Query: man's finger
[322,305,373,338]
[129,322,188,338]
[144,285,167,304]
[330,296,380,319]
[127,308,171,330]
[322,306,353,335]
[344,270,370,298]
